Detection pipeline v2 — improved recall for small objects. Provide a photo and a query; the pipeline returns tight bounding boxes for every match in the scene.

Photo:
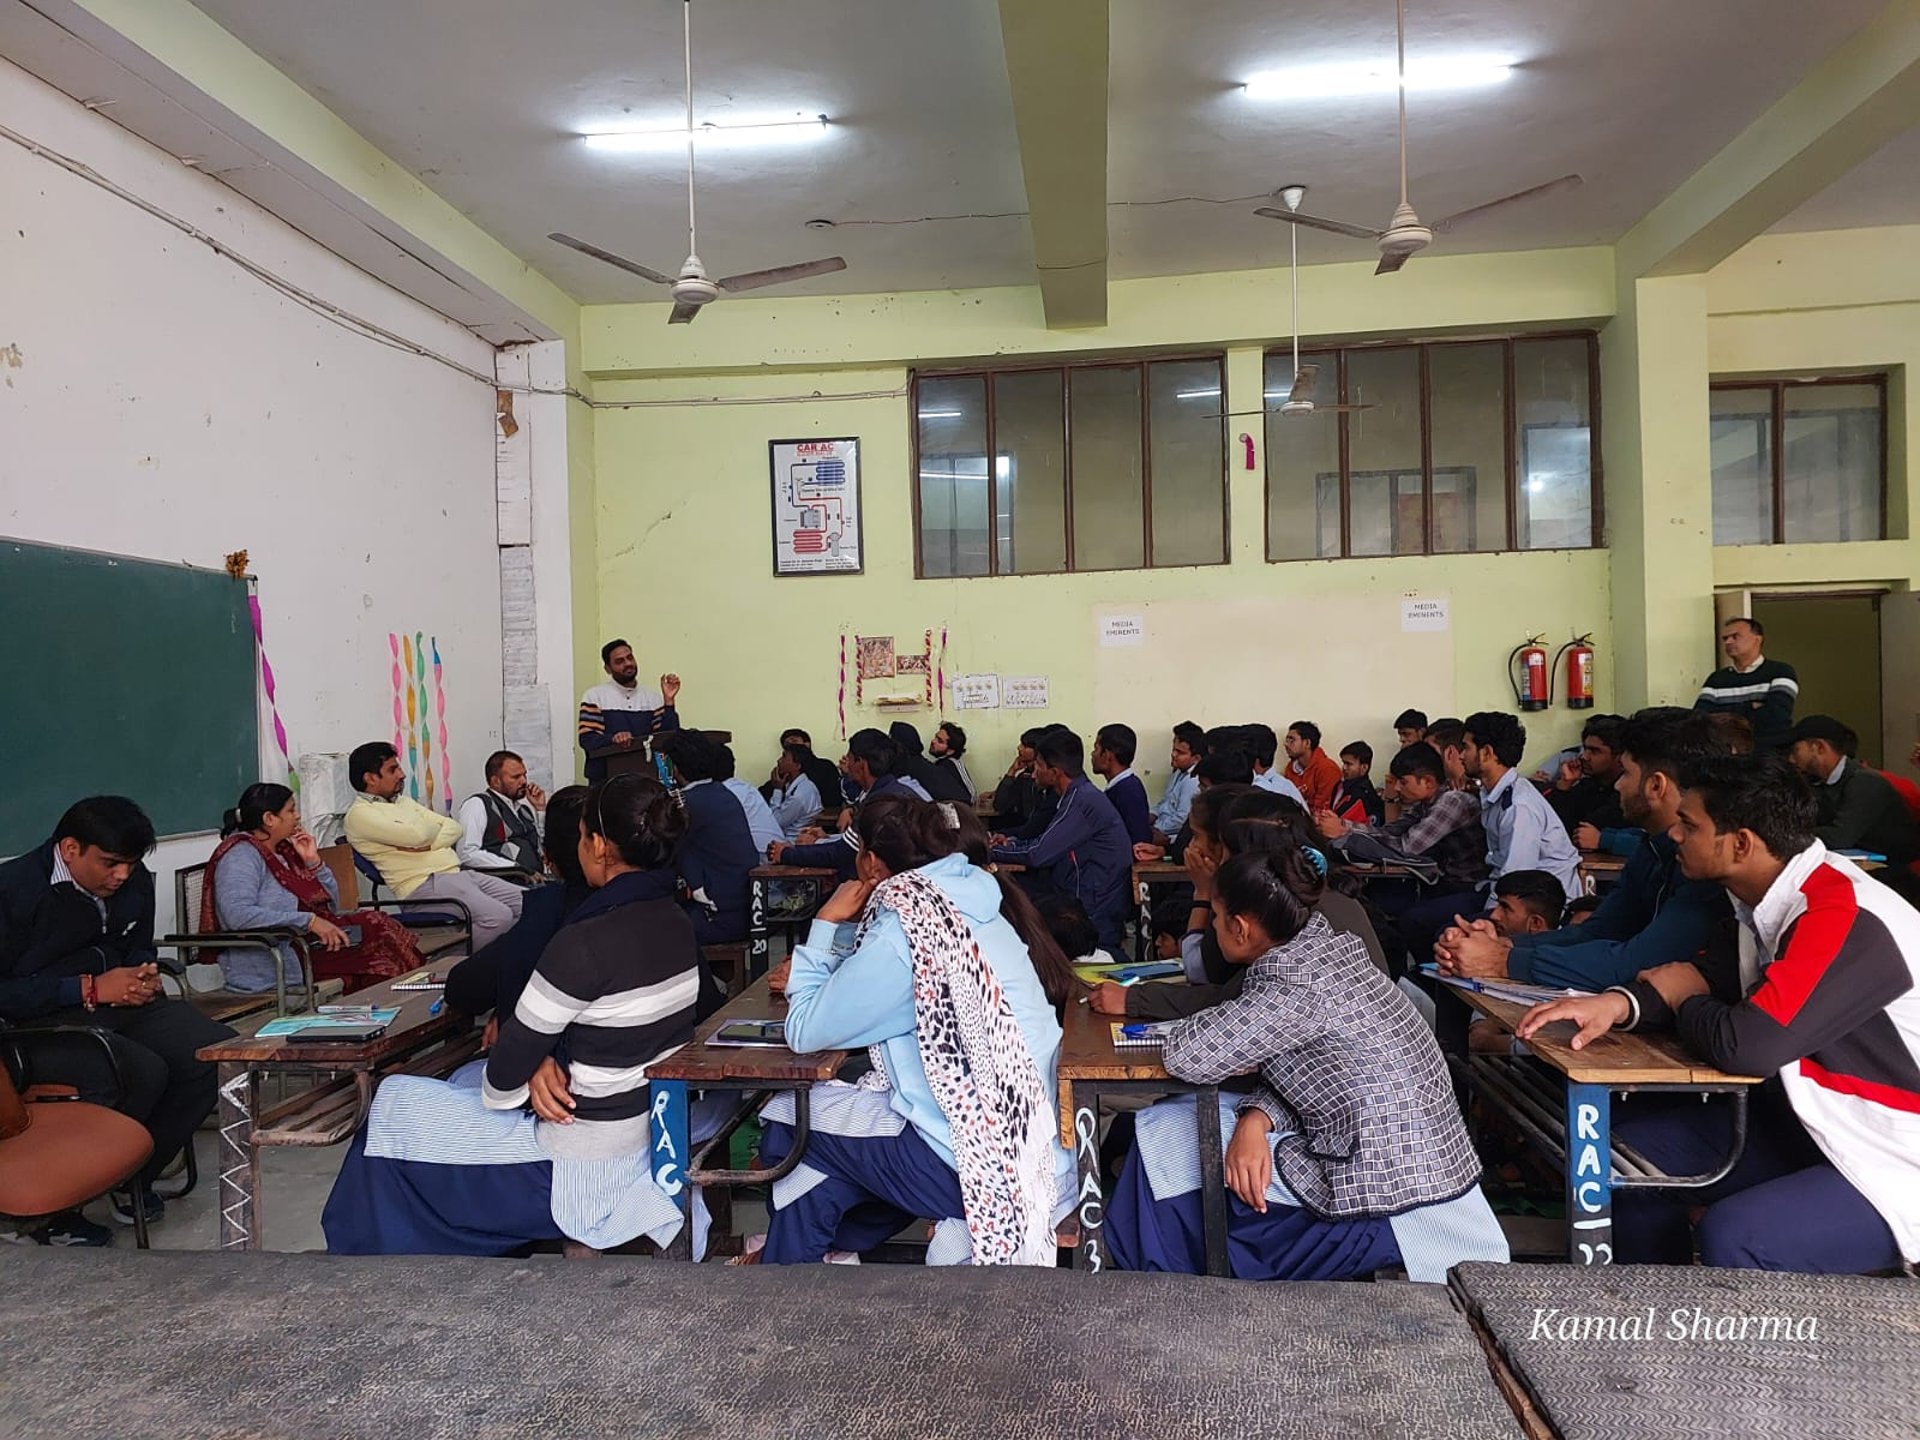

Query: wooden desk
[645,976,847,1260]
[1056,1000,1229,1278]
[747,864,840,979]
[1576,849,1627,896]
[195,971,480,1251]
[1456,990,1762,1267]
[1130,860,1188,962]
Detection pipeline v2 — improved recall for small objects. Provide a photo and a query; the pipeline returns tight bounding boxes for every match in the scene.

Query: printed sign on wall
[771,437,863,576]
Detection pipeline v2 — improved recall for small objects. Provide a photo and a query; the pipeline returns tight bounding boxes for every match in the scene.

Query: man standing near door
[1694,616,1798,749]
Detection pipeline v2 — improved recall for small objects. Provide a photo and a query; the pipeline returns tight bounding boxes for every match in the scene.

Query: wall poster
[771,437,862,576]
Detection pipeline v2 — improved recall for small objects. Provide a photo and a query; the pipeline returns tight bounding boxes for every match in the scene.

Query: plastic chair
[0,1032,156,1248]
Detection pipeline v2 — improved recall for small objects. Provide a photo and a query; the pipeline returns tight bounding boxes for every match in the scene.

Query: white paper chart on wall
[771,438,862,576]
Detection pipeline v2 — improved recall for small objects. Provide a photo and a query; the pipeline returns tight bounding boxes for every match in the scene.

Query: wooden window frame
[910,353,1229,579]
[1707,374,1890,546]
[1263,330,1603,562]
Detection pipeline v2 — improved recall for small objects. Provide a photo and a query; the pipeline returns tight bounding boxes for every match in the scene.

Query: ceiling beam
[1617,0,1920,279]
[995,0,1108,328]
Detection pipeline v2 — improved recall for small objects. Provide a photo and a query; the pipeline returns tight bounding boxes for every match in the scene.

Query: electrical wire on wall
[0,119,906,413]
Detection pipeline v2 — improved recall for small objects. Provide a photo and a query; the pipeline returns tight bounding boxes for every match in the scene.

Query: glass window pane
[992,371,1067,574]
[1783,383,1882,543]
[1428,343,1504,553]
[1264,351,1340,559]
[1346,348,1422,556]
[1070,367,1145,571]
[916,376,990,577]
[1709,387,1774,546]
[1147,359,1227,567]
[1514,338,1593,549]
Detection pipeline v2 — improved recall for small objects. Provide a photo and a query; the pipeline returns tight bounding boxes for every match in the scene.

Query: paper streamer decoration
[414,631,433,812]
[389,633,406,763]
[838,632,848,741]
[937,626,948,714]
[923,629,933,708]
[247,591,298,791]
[432,638,452,814]
[402,634,420,800]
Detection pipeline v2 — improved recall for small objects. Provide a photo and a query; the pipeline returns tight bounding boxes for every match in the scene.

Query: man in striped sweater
[1519,752,1919,1273]
[1693,616,1798,749]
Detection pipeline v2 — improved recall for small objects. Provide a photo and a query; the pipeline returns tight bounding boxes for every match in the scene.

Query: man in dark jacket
[889,722,963,805]
[991,730,1133,952]
[655,733,759,943]
[1693,616,1797,748]
[1788,716,1917,889]
[0,797,233,1244]
[1547,713,1629,838]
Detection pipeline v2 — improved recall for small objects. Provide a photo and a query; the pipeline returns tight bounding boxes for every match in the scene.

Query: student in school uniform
[1245,724,1308,807]
[1329,741,1386,825]
[756,793,1073,1265]
[992,727,1049,833]
[1461,712,1583,903]
[1518,752,1918,1274]
[1544,714,1628,839]
[1091,723,1155,847]
[653,731,759,946]
[765,743,825,841]
[1435,709,1731,993]
[1149,721,1206,845]
[1282,722,1342,815]
[889,722,956,805]
[991,730,1134,953]
[1394,710,1429,748]
[765,728,846,816]
[577,639,680,784]
[1317,744,1488,976]
[324,776,709,1259]
[713,742,787,858]
[1485,870,1565,939]
[1788,715,1919,887]
[1102,849,1509,1282]
[928,722,977,804]
[768,729,926,879]
[1425,718,1473,792]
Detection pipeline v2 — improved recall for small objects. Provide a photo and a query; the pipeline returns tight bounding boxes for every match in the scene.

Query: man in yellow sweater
[342,742,523,952]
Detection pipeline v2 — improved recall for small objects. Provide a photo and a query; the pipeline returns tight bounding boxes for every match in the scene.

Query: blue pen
[428,998,444,1017]
[1118,1024,1156,1039]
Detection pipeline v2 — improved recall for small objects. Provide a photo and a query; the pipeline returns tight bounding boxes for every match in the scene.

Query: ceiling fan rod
[1395,0,1409,207]
[684,0,697,257]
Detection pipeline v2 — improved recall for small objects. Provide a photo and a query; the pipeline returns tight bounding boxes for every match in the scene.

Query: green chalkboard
[0,539,258,855]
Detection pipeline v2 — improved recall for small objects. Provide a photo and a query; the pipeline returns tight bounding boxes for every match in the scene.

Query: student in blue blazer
[1092,723,1155,847]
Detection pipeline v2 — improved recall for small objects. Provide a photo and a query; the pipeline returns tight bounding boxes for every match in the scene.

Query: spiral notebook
[1111,1021,1175,1049]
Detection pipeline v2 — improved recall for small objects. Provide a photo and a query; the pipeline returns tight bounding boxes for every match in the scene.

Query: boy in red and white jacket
[1520,752,1919,1273]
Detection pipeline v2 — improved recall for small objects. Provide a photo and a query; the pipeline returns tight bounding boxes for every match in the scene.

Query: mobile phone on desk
[289,1023,386,1042]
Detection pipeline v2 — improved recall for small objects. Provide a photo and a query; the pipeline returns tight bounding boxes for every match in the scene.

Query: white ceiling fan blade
[1429,175,1585,234]
[548,233,675,286]
[1375,249,1414,276]
[1298,401,1376,414]
[716,257,848,293]
[1253,207,1382,241]
[667,300,704,325]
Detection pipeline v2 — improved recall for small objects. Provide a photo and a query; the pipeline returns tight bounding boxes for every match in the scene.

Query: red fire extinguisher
[1556,634,1596,710]
[1509,636,1550,713]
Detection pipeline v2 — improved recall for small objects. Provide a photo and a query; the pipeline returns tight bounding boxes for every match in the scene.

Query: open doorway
[1749,592,1884,765]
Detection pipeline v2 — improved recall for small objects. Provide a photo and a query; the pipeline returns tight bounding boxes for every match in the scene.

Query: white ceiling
[150,0,1920,301]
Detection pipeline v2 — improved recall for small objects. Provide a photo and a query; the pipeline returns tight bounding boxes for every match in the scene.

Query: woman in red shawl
[204,783,422,994]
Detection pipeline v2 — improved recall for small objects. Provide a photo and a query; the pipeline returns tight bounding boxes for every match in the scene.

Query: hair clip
[938,801,959,828]
[1306,847,1329,877]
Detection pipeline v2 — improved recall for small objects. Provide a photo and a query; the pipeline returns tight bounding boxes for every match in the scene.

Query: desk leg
[1195,1087,1230,1279]
[651,1079,694,1260]
[215,1063,260,1252]
[749,875,769,981]
[1072,1087,1105,1273]
[1565,1082,1612,1266]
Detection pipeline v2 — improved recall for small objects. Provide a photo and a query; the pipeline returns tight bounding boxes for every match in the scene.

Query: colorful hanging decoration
[838,631,848,740]
[402,633,421,800]
[389,633,406,764]
[246,589,298,791]
[923,629,934,708]
[432,638,452,814]
[937,625,949,714]
[414,630,434,812]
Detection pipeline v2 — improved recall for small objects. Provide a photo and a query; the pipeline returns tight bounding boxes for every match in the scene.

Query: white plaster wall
[0,58,503,932]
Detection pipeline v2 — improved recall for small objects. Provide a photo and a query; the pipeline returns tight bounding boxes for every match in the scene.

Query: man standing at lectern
[577,638,680,784]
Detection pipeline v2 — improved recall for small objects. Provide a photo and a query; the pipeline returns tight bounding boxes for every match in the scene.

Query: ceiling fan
[1253,0,1581,275]
[548,0,846,323]
[1270,185,1374,417]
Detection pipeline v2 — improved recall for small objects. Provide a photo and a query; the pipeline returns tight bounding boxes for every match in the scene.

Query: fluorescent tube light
[1244,56,1513,101]
[581,114,829,153]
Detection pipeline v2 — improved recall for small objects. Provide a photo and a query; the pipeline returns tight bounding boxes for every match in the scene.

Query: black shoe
[110,1188,164,1227]
[26,1211,114,1247]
